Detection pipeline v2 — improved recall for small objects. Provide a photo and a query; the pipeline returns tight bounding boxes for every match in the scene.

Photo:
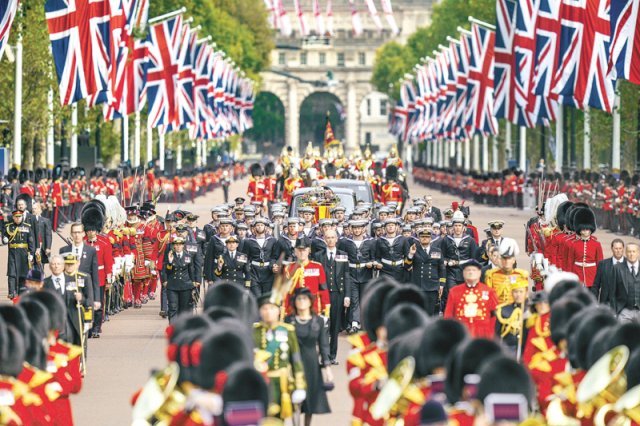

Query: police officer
[4,210,35,298]
[214,236,250,287]
[243,217,278,297]
[405,229,446,316]
[161,236,196,323]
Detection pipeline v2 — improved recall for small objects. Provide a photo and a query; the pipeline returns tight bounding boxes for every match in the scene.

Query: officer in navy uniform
[375,218,409,282]
[404,230,446,316]
[175,223,204,288]
[313,229,352,364]
[161,236,196,323]
[243,217,278,297]
[214,236,250,287]
[274,217,302,263]
[340,219,376,333]
[3,210,35,298]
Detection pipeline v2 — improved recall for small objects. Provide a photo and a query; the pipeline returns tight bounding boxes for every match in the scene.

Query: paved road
[0,175,629,425]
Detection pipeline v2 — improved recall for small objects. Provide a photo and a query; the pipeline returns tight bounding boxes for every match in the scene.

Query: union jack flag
[191,42,214,140]
[174,24,197,128]
[394,80,416,142]
[494,0,518,121]
[145,15,183,130]
[0,0,19,61]
[45,0,112,106]
[531,0,561,101]
[552,0,614,112]
[454,34,472,140]
[608,0,640,85]
[466,23,498,135]
[442,42,459,137]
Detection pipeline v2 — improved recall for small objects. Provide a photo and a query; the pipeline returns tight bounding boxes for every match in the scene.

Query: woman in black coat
[286,287,332,425]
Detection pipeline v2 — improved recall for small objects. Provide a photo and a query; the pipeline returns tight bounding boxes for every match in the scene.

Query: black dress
[286,315,331,415]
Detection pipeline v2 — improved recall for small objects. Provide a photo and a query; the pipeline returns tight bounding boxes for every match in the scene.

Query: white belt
[98,265,105,270]
[251,261,269,267]
[349,263,365,268]
[381,259,403,267]
[574,262,596,267]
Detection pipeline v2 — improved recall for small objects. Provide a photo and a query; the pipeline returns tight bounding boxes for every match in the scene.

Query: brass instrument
[595,384,640,426]
[370,356,415,421]
[131,362,182,425]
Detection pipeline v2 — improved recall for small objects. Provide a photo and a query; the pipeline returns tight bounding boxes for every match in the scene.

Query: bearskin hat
[384,303,430,343]
[18,300,50,341]
[555,201,574,230]
[204,306,238,322]
[81,205,105,232]
[18,169,28,184]
[550,298,587,346]
[586,326,617,370]
[416,319,468,377]
[222,362,269,424]
[386,165,399,181]
[387,328,421,373]
[194,328,253,390]
[250,163,263,178]
[0,326,25,377]
[445,338,505,404]
[476,355,534,410]
[8,167,18,181]
[383,285,428,314]
[264,161,275,176]
[22,290,66,334]
[361,279,400,341]
[203,282,257,326]
[573,207,597,234]
[568,306,617,370]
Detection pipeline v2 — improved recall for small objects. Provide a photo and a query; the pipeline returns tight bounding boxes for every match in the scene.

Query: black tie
[632,265,636,277]
[329,252,334,264]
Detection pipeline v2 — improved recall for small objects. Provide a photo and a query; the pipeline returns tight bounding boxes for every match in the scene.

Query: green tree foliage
[243,92,285,152]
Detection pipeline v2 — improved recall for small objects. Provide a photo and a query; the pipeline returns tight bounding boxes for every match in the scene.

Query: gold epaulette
[279,322,295,332]
[59,341,83,360]
[347,350,366,370]
[77,271,87,277]
[346,332,367,350]
[513,268,530,279]
[25,368,53,389]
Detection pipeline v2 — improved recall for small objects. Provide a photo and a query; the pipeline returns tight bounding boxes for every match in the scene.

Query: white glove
[291,389,306,405]
[2,237,7,244]
[84,323,92,333]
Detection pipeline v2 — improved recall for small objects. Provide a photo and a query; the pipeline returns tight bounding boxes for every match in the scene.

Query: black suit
[425,206,442,223]
[404,244,445,315]
[611,261,640,316]
[60,244,100,303]
[593,257,623,305]
[314,248,352,360]
[161,250,195,322]
[44,272,93,345]
[243,236,278,296]
[340,238,376,325]
[33,215,52,264]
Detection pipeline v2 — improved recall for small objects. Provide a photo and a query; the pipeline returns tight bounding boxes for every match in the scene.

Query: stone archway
[243,91,286,156]
[298,91,345,154]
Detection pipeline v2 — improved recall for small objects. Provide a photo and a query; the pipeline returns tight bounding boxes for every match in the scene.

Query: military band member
[484,238,529,305]
[444,259,499,338]
[495,276,529,355]
[254,293,307,420]
[214,236,250,286]
[4,210,35,299]
[161,236,196,323]
[405,229,446,316]
[375,218,408,282]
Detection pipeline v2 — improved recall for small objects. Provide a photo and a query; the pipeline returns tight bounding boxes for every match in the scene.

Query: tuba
[577,346,629,422]
[131,362,182,425]
[370,356,415,421]
[595,384,640,426]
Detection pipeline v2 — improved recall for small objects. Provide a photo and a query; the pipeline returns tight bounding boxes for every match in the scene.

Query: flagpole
[612,82,621,172]
[134,111,141,167]
[122,115,129,163]
[519,126,527,172]
[456,140,462,169]
[464,137,471,171]
[70,104,78,167]
[47,88,55,168]
[176,139,183,170]
[492,135,499,172]
[158,129,165,171]
[505,121,512,163]
[147,7,187,25]
[481,134,488,172]
[12,3,23,168]
[555,107,563,172]
[146,124,153,164]
[583,107,591,170]
[468,16,496,30]
[472,134,480,171]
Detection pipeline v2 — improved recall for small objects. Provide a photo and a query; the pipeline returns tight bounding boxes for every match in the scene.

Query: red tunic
[567,237,603,288]
[247,177,267,204]
[381,182,403,204]
[346,333,372,425]
[348,343,387,426]
[85,235,114,287]
[444,282,499,338]
[284,261,329,316]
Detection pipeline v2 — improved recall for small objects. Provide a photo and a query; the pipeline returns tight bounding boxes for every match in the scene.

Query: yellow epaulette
[59,341,83,360]
[113,230,123,238]
[279,322,295,332]
[26,368,53,389]
[484,267,499,278]
[77,271,87,277]
[526,314,538,329]
[346,332,367,350]
[495,303,511,324]
[513,268,530,279]
[347,350,366,370]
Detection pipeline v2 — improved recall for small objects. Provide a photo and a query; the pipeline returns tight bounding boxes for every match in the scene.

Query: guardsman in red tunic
[381,166,404,214]
[283,168,304,204]
[264,161,278,203]
[49,165,65,231]
[283,237,330,319]
[566,208,603,291]
[83,206,114,338]
[444,260,499,338]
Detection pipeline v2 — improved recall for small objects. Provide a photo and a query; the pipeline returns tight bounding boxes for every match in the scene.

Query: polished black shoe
[159,311,167,319]
[330,359,339,366]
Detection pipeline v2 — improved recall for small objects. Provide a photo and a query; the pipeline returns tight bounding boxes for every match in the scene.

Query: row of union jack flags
[43,0,254,139]
[390,0,640,143]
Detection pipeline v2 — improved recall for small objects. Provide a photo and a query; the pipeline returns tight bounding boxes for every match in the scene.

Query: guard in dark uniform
[274,217,302,263]
[404,229,446,316]
[441,211,479,289]
[375,218,408,282]
[3,210,35,298]
[203,217,235,283]
[477,220,504,266]
[243,217,278,297]
[340,219,375,332]
[160,236,196,323]
[214,236,250,287]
